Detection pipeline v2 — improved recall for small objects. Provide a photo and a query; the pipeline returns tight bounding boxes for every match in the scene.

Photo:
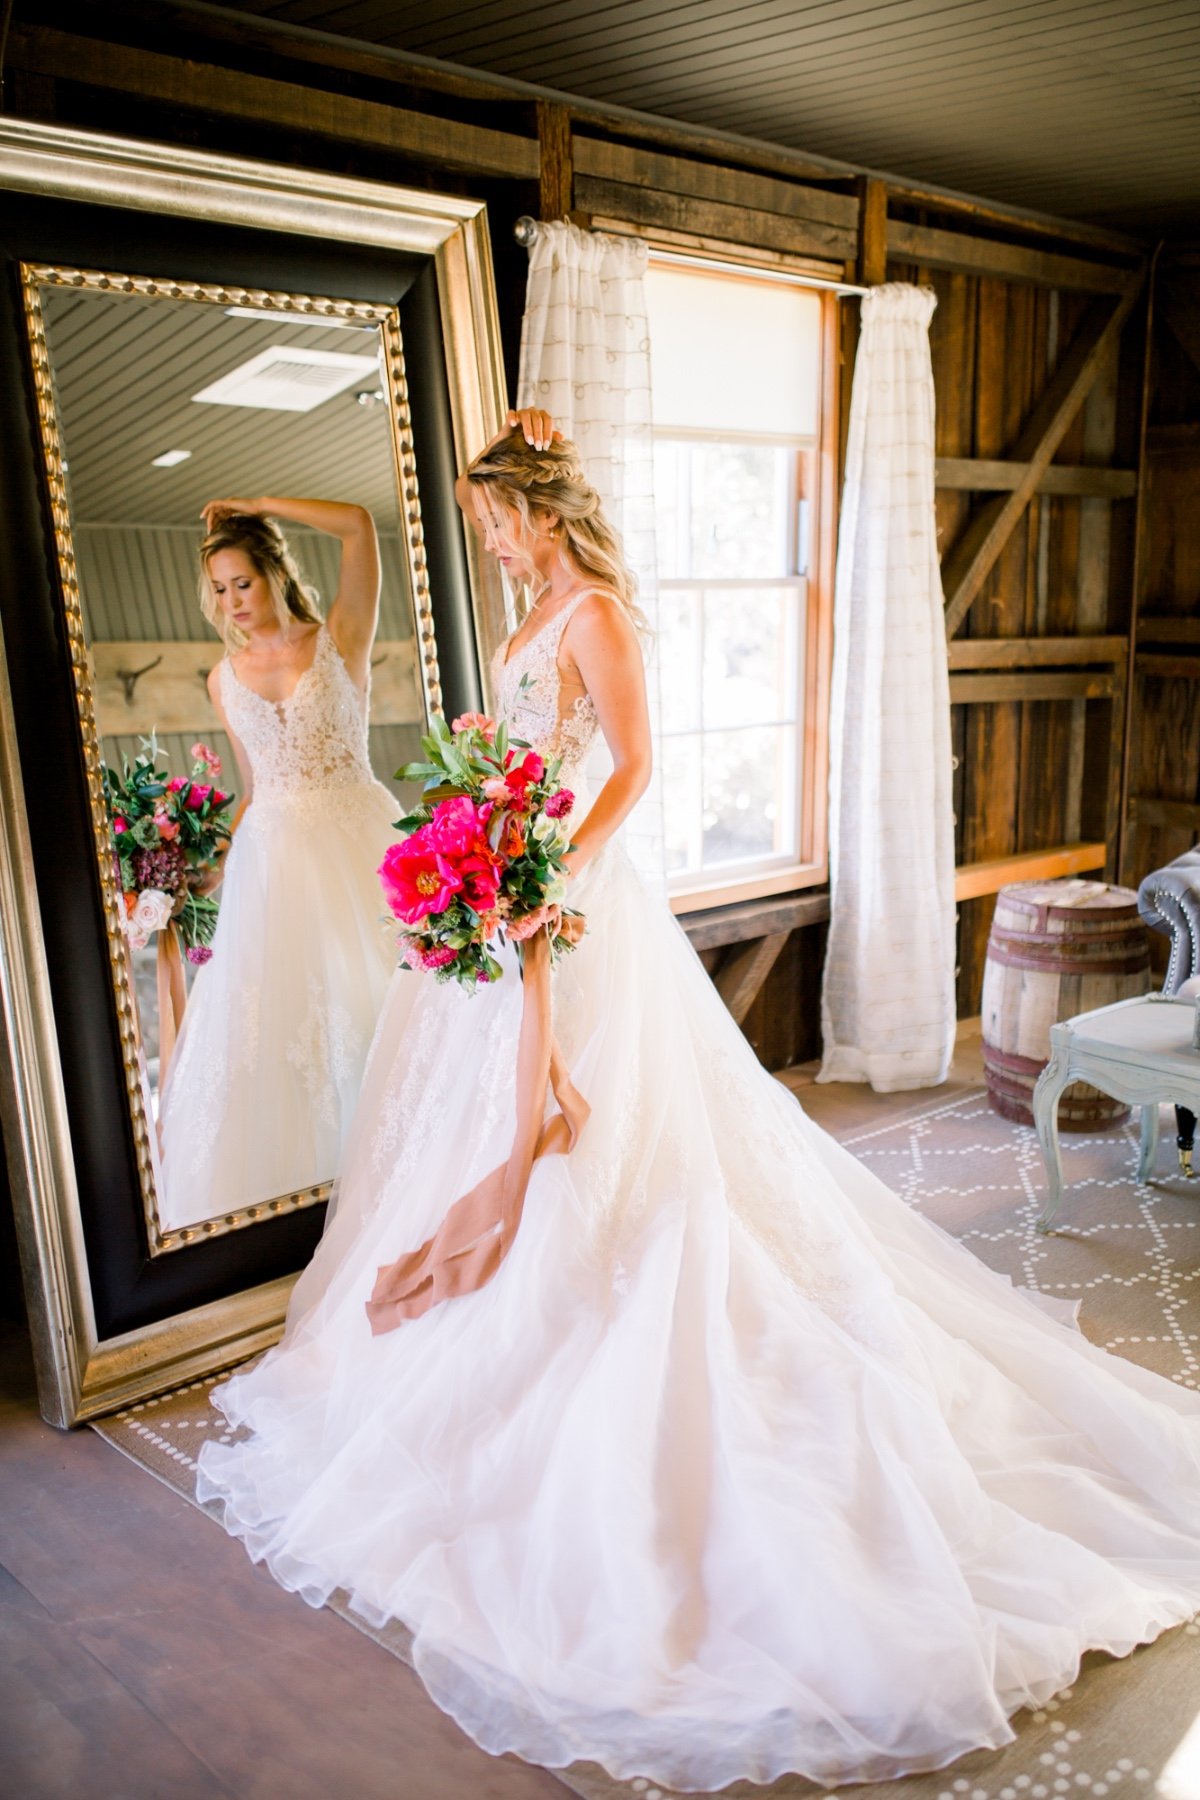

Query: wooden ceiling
[214,0,1200,235]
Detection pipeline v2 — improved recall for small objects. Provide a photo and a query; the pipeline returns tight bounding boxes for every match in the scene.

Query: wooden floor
[0,1027,986,1800]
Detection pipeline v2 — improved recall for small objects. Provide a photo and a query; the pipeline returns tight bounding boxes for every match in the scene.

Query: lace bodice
[219,624,376,800]
[489,588,602,779]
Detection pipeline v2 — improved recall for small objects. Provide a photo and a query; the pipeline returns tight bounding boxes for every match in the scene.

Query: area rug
[93,1089,1200,1800]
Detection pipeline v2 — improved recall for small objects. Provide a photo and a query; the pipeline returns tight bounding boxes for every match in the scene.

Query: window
[646,256,836,910]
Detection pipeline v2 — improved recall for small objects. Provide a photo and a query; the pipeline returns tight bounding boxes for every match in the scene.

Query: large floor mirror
[0,121,507,1424]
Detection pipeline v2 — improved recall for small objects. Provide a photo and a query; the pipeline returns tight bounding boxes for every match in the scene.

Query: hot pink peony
[184,784,213,810]
[113,816,129,834]
[167,777,187,793]
[379,840,463,924]
[544,789,574,819]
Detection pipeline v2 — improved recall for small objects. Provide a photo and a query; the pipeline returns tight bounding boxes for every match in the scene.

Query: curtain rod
[514,217,869,297]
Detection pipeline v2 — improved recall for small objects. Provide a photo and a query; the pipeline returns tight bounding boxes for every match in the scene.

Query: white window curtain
[516,220,665,889]
[818,283,956,1093]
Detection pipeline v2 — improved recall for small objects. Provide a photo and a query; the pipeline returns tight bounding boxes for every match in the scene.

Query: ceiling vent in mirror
[192,346,382,413]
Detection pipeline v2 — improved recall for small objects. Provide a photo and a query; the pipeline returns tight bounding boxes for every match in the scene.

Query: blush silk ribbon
[365,924,590,1332]
[156,921,188,1080]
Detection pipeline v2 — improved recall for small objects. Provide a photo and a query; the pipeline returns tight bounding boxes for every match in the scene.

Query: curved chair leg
[1176,1106,1196,1177]
[1033,1046,1071,1233]
[1139,1104,1161,1184]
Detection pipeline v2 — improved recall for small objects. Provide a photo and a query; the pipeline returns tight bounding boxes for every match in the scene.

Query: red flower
[544,789,574,819]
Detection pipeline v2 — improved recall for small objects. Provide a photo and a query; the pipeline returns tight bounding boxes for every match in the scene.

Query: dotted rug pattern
[93,1090,1200,1800]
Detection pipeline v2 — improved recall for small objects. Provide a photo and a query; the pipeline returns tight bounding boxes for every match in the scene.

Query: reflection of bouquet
[102,738,235,962]
[380,711,581,991]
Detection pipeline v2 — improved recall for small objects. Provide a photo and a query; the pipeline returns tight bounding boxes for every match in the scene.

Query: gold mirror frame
[0,119,507,1424]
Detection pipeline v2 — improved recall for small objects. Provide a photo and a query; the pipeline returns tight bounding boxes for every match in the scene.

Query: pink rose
[154,811,181,841]
[482,777,510,804]
[450,711,496,740]
[189,741,222,777]
[113,816,129,835]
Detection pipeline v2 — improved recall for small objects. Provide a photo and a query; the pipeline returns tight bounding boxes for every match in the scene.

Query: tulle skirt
[196,812,1200,1791]
[157,780,398,1231]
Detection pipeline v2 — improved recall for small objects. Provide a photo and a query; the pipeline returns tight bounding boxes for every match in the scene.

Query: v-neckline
[227,624,325,710]
[500,590,592,670]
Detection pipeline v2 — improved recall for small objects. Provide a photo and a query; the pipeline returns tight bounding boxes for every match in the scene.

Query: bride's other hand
[507,902,559,943]
[501,408,562,452]
[201,497,263,531]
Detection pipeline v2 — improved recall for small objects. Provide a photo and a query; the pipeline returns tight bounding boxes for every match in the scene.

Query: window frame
[642,250,840,915]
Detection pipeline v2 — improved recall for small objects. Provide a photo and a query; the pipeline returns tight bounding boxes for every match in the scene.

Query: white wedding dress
[157,624,398,1231]
[197,591,1200,1792]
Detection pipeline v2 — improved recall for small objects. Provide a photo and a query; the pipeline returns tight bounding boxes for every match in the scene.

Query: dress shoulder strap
[552,586,610,637]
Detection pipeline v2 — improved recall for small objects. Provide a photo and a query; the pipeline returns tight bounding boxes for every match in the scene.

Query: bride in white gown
[157,498,398,1232]
[197,415,1200,1793]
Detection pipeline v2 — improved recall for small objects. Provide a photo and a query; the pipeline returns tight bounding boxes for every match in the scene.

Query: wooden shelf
[954,843,1107,902]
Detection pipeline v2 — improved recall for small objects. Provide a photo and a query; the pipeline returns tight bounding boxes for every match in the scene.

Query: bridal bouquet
[102,737,235,963]
[381,711,581,991]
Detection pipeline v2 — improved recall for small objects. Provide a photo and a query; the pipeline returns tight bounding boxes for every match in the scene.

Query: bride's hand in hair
[497,408,562,452]
[201,498,263,531]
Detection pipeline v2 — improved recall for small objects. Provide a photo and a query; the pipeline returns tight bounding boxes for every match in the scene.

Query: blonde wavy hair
[198,511,322,651]
[465,430,649,635]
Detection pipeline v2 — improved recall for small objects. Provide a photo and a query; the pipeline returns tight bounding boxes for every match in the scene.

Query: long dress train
[157,623,398,1231]
[197,591,1200,1792]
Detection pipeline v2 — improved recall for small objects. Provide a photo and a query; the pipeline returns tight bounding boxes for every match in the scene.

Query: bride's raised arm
[561,594,652,880]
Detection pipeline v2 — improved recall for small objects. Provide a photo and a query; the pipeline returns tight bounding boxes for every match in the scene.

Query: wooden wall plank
[887,218,1133,293]
[537,102,573,220]
[935,458,1136,498]
[947,635,1126,669]
[572,136,857,228]
[9,25,540,178]
[574,176,856,259]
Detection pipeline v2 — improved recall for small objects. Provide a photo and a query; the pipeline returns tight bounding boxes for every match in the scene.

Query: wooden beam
[856,176,888,286]
[942,272,1146,640]
[886,218,1133,292]
[1128,797,1200,830]
[935,458,1136,498]
[1138,616,1200,644]
[949,671,1116,704]
[573,176,856,261]
[8,26,539,178]
[714,932,792,1025]
[1135,653,1200,679]
[537,101,573,221]
[953,842,1107,902]
[947,635,1126,670]
[572,137,857,230]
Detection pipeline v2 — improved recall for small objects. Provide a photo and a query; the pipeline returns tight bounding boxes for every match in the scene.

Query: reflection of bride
[198,418,1200,1792]
[156,496,398,1233]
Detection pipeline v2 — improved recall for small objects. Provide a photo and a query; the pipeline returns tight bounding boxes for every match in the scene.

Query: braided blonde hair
[466,430,649,635]
[198,511,322,651]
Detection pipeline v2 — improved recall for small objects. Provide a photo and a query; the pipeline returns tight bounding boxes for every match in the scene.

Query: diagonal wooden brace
[942,265,1147,641]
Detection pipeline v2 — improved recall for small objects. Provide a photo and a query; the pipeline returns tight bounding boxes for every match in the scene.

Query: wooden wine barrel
[981,879,1150,1129]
